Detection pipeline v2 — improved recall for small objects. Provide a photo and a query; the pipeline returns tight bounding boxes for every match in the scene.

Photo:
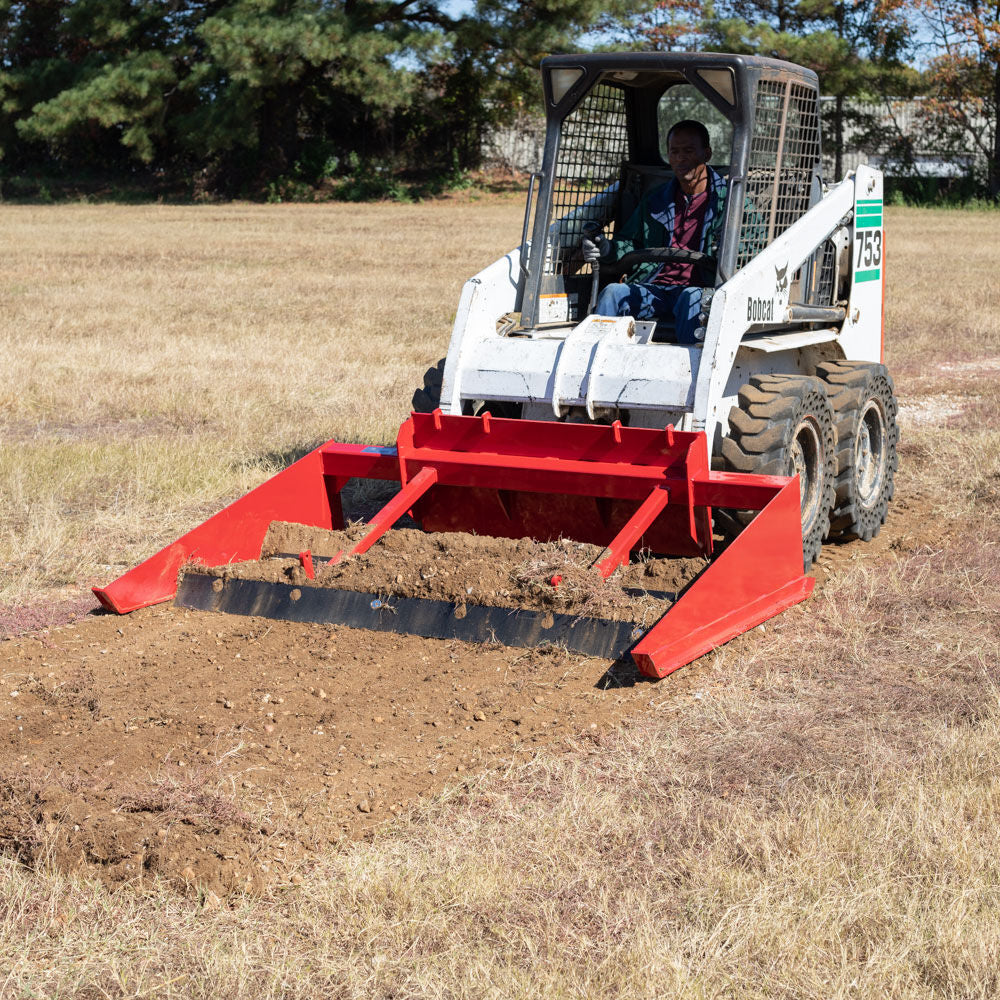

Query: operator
[581,119,724,344]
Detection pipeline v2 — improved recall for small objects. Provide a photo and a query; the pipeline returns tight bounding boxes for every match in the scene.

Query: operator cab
[515,53,832,341]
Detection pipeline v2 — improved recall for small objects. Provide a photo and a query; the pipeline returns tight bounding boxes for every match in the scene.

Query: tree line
[0,0,996,200]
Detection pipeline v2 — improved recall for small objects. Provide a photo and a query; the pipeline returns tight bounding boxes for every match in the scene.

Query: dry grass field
[2,200,1000,998]
[0,197,528,609]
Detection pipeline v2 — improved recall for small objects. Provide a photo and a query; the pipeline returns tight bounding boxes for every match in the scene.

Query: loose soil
[0,488,941,900]
[188,523,707,625]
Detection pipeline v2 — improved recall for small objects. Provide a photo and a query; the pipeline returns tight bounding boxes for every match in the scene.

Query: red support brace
[630,478,812,678]
[299,550,315,580]
[592,486,671,578]
[328,465,439,566]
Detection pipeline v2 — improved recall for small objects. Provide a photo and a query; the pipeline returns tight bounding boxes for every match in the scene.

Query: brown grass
[2,201,1000,997]
[114,766,255,830]
[0,198,524,606]
[885,206,1000,373]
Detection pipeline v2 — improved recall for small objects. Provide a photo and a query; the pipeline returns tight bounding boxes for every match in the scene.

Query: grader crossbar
[94,411,812,679]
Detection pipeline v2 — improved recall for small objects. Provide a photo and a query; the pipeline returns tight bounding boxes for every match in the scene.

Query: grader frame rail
[95,412,811,679]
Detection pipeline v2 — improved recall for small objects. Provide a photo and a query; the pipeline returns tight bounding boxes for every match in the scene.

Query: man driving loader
[582,119,723,343]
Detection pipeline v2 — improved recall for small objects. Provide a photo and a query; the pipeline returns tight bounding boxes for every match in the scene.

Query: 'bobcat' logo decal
[775,263,789,294]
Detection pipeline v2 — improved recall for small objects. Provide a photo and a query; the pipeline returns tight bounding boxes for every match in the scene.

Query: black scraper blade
[174,572,653,660]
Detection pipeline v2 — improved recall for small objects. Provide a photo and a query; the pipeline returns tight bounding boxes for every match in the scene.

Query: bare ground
[0,480,934,898]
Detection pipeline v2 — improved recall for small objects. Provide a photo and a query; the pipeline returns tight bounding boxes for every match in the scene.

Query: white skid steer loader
[416,52,898,568]
[96,52,898,680]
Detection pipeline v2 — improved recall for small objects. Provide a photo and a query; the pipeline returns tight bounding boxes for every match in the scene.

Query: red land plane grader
[95,52,898,679]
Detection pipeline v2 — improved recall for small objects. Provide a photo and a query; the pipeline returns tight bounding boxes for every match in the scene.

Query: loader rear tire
[721,374,837,570]
[411,358,445,413]
[816,360,899,541]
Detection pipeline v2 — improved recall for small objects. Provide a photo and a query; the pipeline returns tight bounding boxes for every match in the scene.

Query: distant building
[484,96,985,191]
[481,114,545,174]
[820,96,981,188]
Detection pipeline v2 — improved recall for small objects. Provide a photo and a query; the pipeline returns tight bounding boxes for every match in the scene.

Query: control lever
[581,221,604,316]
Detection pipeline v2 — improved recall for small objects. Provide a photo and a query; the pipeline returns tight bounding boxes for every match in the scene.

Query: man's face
[667,128,711,188]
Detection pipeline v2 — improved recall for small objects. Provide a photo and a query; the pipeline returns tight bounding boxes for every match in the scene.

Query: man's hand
[581,234,609,263]
[581,221,609,263]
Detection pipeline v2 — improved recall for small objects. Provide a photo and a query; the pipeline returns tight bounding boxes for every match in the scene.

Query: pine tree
[701,0,912,178]
[2,0,460,189]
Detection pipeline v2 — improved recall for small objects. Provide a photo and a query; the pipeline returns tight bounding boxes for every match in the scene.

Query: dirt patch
[2,415,178,444]
[937,358,1000,376]
[896,393,969,427]
[0,596,701,898]
[190,523,706,625]
[0,475,944,899]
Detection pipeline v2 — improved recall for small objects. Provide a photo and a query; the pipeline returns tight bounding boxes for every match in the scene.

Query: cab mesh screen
[815,238,837,303]
[546,83,628,278]
[738,78,822,270]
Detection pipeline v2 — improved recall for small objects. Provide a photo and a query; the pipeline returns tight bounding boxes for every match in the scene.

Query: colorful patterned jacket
[605,166,765,286]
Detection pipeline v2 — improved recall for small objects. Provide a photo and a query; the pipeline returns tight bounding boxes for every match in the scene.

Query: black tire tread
[816,360,899,541]
[411,358,445,413]
[722,373,836,569]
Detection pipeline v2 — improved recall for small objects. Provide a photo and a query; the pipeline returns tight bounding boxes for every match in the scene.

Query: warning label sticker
[539,293,570,324]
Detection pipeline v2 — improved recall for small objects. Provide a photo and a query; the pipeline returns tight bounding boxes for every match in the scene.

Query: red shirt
[650,188,709,287]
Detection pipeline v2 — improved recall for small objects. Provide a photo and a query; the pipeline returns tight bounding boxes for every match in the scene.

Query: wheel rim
[791,417,823,531]
[854,399,888,508]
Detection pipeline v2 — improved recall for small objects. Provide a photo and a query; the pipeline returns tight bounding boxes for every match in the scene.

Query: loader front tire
[816,361,899,541]
[721,374,837,570]
[411,358,522,419]
[411,358,445,413]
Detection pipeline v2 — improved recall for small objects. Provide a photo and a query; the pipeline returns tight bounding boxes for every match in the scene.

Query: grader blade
[95,411,812,679]
[174,572,645,660]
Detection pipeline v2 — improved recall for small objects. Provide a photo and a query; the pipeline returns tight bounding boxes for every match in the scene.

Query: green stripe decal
[856,216,882,228]
[857,199,882,208]
[856,268,881,283]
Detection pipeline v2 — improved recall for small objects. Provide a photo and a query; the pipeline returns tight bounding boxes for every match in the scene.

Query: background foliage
[0,0,996,199]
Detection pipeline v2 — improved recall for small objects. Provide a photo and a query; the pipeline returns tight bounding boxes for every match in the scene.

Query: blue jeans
[595,283,703,344]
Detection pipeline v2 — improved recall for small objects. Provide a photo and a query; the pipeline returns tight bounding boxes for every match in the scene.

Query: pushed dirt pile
[188,523,708,626]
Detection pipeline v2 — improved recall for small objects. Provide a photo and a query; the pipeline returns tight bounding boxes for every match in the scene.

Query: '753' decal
[856,229,882,270]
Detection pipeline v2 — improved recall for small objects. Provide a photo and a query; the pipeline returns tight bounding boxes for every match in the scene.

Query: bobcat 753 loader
[95,52,898,679]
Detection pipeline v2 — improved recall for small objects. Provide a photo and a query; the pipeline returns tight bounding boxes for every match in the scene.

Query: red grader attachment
[94,412,812,679]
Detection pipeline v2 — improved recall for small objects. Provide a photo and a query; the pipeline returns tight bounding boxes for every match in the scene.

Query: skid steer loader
[94,52,898,680]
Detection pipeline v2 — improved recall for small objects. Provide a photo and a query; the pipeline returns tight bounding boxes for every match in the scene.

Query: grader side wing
[94,412,812,679]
